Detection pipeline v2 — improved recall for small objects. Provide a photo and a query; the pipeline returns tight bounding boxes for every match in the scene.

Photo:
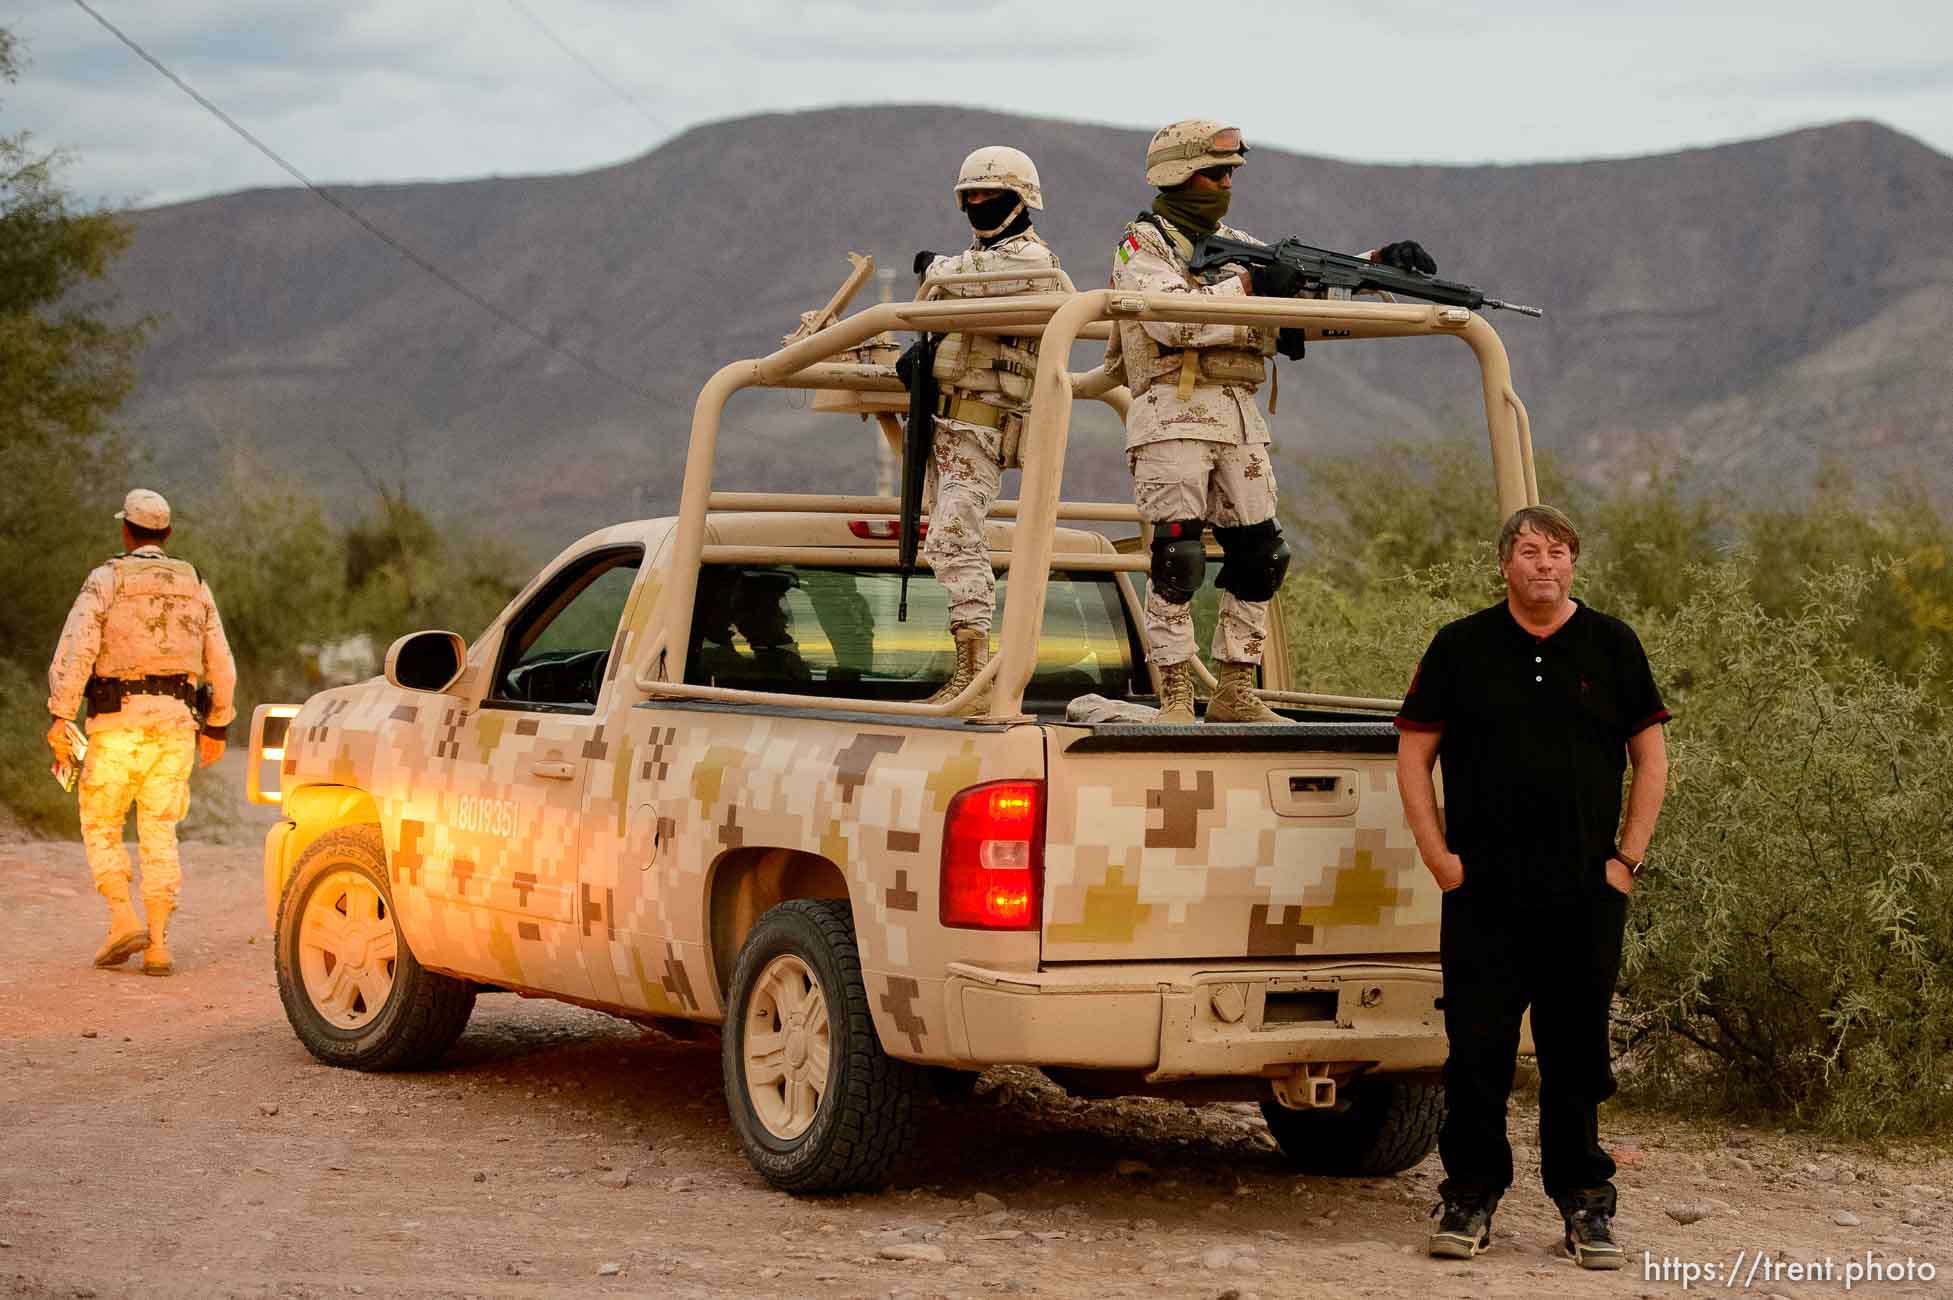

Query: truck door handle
[530,759,576,781]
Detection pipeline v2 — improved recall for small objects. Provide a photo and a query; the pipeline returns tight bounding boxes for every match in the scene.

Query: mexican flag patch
[1117,232,1142,263]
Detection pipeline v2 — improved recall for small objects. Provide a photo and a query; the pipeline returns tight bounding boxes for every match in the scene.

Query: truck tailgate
[1040,720,1441,963]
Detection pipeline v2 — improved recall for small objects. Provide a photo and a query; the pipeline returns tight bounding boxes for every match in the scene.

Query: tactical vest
[931,331,1040,406]
[1108,217,1273,399]
[930,230,1054,411]
[94,553,208,680]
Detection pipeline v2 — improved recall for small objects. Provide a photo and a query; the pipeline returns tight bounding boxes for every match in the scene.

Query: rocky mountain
[108,108,1953,551]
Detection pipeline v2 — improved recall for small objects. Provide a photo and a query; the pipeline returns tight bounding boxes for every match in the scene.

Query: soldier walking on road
[1110,118,1436,723]
[908,146,1061,714]
[46,489,237,976]
[1394,505,1670,1270]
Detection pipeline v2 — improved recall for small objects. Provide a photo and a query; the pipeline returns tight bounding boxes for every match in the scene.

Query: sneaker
[1428,1197,1494,1259]
[1560,1189,1625,1270]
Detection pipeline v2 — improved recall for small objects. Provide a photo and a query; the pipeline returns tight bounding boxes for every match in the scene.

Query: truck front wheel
[275,825,476,1072]
[1260,1075,1445,1177]
[722,899,919,1192]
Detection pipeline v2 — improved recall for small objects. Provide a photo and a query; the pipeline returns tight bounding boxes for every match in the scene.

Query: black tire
[721,899,920,1192]
[1259,1075,1445,1176]
[275,825,476,1072]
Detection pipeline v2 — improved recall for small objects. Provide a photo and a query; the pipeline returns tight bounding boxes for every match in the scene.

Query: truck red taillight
[848,519,926,541]
[940,779,1044,930]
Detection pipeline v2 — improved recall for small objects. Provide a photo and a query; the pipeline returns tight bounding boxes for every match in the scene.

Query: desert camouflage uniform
[47,546,237,904]
[920,231,1061,635]
[1111,217,1280,665]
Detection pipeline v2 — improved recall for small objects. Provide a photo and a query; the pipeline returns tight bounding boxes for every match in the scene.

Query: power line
[502,0,671,136]
[68,0,653,402]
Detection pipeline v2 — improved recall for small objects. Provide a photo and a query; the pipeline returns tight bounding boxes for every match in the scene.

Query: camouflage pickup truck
[247,264,1540,1192]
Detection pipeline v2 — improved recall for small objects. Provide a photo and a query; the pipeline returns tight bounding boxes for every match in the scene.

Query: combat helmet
[1144,119,1248,188]
[954,146,1043,210]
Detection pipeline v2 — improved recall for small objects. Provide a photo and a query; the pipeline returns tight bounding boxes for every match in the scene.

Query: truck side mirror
[384,630,467,693]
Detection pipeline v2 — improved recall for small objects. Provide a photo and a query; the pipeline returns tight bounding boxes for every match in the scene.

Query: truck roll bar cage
[634,288,1537,721]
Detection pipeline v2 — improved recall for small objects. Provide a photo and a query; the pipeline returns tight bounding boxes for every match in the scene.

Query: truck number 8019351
[455,794,518,837]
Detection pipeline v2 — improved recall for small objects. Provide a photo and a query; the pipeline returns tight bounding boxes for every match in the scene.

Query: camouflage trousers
[1128,437,1279,666]
[78,724,196,904]
[923,421,1004,635]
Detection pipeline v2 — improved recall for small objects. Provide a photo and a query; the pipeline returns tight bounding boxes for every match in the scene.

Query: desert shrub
[1620,559,1953,1136]
[1278,558,1497,699]
[340,481,522,647]
[172,456,351,711]
[0,657,78,834]
[1283,438,1581,596]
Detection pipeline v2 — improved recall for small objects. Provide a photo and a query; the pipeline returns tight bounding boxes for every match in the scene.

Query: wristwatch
[1610,848,1645,878]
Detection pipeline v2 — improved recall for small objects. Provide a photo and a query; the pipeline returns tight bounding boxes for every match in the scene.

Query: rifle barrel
[1189,233,1541,322]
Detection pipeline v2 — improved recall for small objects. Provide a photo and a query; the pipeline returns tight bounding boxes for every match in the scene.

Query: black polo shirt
[1395,599,1669,893]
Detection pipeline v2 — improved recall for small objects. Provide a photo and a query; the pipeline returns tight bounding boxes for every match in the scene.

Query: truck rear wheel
[275,825,476,1072]
[1260,1076,1444,1176]
[722,899,919,1192]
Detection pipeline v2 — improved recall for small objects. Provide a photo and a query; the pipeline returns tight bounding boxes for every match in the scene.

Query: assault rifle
[894,334,940,622]
[1186,234,1543,318]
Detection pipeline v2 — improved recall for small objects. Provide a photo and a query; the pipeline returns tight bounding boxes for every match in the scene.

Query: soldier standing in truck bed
[1110,118,1435,724]
[909,146,1061,714]
[46,489,237,976]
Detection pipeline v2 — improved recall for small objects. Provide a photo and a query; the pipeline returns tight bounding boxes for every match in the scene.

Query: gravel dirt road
[4,783,1950,1300]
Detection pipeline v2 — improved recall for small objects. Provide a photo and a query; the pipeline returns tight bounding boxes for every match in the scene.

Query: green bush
[172,454,352,712]
[1620,559,1953,1136]
[0,657,78,835]
[1278,560,1496,700]
[339,481,523,647]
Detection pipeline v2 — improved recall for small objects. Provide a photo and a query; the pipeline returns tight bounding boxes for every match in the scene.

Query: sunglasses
[1194,164,1239,182]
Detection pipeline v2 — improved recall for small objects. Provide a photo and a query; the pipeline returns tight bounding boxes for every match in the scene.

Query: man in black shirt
[1395,505,1669,1270]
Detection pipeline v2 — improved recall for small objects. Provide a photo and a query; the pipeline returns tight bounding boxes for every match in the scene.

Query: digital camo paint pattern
[1040,746,1438,963]
[271,514,1435,1075]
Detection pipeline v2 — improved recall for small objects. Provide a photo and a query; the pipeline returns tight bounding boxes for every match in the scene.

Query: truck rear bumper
[942,959,1447,1080]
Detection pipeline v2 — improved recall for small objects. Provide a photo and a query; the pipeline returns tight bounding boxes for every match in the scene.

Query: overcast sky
[6,0,1952,208]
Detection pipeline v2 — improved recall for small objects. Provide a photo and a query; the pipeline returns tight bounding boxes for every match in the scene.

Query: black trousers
[1436,870,1629,1209]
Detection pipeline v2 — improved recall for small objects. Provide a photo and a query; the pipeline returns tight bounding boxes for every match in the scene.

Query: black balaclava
[965,192,1031,245]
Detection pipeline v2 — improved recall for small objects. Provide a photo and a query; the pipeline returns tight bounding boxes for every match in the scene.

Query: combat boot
[142,900,175,977]
[1156,661,1196,724]
[93,882,150,968]
[924,627,991,715]
[1204,662,1290,724]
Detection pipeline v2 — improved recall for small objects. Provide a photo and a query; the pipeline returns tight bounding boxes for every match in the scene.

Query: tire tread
[275,825,476,1073]
[723,898,919,1192]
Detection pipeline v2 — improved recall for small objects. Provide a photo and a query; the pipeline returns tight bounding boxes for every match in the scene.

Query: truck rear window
[684,564,1141,708]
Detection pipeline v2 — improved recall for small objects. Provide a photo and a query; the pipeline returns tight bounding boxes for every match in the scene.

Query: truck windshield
[684,564,1142,709]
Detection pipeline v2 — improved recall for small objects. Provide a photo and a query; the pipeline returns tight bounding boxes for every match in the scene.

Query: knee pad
[1149,519,1206,605]
[1212,519,1292,602]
